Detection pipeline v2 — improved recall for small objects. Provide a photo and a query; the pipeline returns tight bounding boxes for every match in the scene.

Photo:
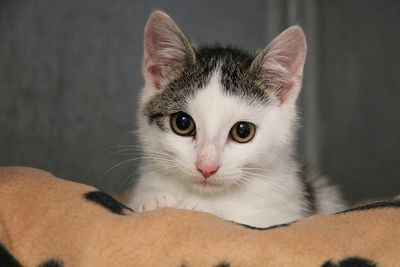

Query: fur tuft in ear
[250,26,307,104]
[143,10,195,90]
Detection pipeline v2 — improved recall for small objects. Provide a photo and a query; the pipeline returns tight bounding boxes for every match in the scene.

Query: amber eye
[230,121,256,143]
[170,112,196,136]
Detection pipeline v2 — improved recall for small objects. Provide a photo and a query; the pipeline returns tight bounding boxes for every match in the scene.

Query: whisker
[118,165,176,191]
[241,168,282,177]
[118,170,140,192]
[103,149,174,160]
[240,173,286,195]
[241,167,272,171]
[100,156,175,181]
[103,146,173,155]
[174,159,197,178]
[241,166,282,174]
[95,144,139,153]
[96,145,172,157]
[241,171,271,178]
[122,166,178,190]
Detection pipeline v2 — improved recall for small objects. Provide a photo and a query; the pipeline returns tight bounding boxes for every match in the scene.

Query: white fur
[129,70,345,227]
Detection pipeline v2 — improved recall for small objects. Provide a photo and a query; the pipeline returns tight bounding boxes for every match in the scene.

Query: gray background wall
[0,0,399,203]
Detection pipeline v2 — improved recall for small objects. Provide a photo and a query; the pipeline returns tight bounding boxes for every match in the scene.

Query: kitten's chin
[189,177,235,194]
[193,179,222,187]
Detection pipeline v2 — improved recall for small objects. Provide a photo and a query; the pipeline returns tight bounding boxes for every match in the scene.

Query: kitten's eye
[170,112,196,136]
[230,121,256,143]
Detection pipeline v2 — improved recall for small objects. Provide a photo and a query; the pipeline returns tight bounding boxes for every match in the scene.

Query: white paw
[135,192,177,212]
[176,198,213,213]
[176,200,200,211]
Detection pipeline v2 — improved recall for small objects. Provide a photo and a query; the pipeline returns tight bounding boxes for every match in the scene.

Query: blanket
[0,167,399,267]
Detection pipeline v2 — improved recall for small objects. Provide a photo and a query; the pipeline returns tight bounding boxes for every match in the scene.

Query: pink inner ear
[287,53,305,76]
[277,80,294,103]
[147,65,163,90]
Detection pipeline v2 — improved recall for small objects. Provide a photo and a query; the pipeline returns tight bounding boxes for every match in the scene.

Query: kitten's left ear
[250,26,307,104]
[143,11,196,90]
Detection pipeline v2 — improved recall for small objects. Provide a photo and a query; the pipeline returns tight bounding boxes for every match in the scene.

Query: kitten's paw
[176,198,213,213]
[135,192,177,212]
[176,201,200,211]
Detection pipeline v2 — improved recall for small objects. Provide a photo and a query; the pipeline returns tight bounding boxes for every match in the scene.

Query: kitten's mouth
[193,178,223,187]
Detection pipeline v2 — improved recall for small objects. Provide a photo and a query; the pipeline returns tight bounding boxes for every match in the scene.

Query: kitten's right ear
[143,11,195,90]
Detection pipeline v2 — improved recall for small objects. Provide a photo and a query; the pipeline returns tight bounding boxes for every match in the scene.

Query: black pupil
[176,113,191,130]
[236,122,250,138]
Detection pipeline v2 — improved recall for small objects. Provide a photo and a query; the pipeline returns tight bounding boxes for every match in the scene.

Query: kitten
[128,10,345,227]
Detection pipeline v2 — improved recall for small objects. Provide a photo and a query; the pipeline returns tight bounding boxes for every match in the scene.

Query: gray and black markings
[144,45,272,131]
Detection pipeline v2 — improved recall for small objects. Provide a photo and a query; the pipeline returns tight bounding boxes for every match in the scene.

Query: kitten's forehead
[143,46,272,129]
[189,71,260,136]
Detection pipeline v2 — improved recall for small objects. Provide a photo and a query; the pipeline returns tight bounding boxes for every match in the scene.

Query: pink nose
[195,162,220,179]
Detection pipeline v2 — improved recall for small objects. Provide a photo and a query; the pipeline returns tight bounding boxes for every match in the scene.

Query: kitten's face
[138,11,307,194]
[141,72,293,193]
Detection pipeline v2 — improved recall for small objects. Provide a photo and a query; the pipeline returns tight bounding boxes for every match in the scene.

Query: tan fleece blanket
[0,167,399,267]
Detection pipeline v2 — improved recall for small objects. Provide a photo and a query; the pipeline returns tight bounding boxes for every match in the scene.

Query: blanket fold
[0,167,398,267]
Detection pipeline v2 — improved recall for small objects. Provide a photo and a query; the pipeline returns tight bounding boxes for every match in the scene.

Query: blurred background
[1,0,399,204]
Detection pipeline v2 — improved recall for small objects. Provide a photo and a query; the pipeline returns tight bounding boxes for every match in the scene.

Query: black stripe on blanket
[37,259,64,267]
[0,242,22,267]
[322,256,376,267]
[84,191,133,215]
[234,221,293,231]
[338,200,400,214]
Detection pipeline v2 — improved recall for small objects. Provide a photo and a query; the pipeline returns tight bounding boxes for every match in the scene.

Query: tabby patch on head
[130,10,345,228]
[142,11,306,130]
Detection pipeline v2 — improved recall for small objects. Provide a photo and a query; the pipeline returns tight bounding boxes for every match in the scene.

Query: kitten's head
[138,11,307,194]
